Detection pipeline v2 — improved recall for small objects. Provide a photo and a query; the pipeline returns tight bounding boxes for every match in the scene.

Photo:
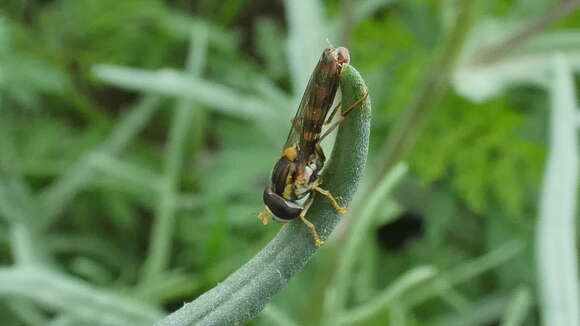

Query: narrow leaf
[536,55,580,326]
[155,64,371,326]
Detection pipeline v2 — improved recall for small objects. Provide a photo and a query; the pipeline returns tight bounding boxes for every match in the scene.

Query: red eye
[336,47,350,65]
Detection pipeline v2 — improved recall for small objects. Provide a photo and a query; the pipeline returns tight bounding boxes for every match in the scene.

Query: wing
[282,70,315,151]
[282,47,348,158]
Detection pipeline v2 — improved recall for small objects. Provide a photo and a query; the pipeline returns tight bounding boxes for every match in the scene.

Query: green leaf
[453,19,580,101]
[536,55,580,326]
[93,64,280,122]
[500,286,533,326]
[284,0,329,95]
[0,267,162,326]
[337,266,436,325]
[155,64,371,326]
[39,96,160,229]
[321,163,408,325]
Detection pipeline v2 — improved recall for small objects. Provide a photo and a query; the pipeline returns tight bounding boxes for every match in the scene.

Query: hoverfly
[258,46,367,246]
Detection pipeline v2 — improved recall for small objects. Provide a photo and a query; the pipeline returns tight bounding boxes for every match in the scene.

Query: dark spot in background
[232,0,286,58]
[376,211,424,250]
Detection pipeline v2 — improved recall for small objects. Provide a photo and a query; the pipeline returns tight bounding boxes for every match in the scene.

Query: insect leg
[257,207,270,225]
[324,101,341,125]
[319,90,368,142]
[298,197,324,246]
[313,181,347,214]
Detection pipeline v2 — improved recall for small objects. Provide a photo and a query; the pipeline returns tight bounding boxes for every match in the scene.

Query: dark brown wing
[282,47,349,160]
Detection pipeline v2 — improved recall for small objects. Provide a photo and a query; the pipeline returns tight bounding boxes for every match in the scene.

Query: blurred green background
[1,0,579,325]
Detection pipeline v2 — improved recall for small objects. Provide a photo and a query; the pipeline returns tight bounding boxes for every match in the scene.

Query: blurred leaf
[500,286,533,326]
[0,267,162,326]
[397,2,440,49]
[48,234,127,269]
[93,64,281,122]
[5,299,48,326]
[352,0,397,23]
[0,178,52,266]
[431,295,509,326]
[0,16,68,109]
[38,0,178,69]
[284,0,329,95]
[338,265,436,325]
[1,2,579,325]
[323,164,408,324]
[255,18,287,79]
[159,11,238,52]
[412,94,543,215]
[453,19,580,101]
[405,240,525,306]
[134,271,201,304]
[39,95,160,229]
[536,55,580,326]
[142,27,208,282]
[260,304,301,326]
[90,154,162,193]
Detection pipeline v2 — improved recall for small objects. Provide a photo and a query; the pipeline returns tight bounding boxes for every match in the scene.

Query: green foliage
[38,0,179,69]
[0,0,579,325]
[412,95,544,215]
[0,16,68,109]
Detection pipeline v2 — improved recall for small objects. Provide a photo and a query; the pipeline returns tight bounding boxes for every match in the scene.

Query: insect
[258,46,368,246]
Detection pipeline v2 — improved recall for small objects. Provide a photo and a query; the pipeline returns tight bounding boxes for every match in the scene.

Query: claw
[257,209,270,225]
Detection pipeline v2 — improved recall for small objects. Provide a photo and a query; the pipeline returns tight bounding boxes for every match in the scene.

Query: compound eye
[335,47,350,66]
[263,188,303,222]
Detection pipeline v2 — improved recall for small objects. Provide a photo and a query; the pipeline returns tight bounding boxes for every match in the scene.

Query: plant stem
[337,266,436,325]
[500,286,533,326]
[0,267,162,325]
[321,163,408,325]
[536,56,579,326]
[154,64,371,326]
[404,240,525,306]
[141,26,208,282]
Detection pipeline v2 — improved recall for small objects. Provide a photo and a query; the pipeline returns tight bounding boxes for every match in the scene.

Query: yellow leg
[313,184,347,214]
[299,212,324,247]
[298,197,324,246]
[257,208,270,225]
[319,91,368,143]
[259,201,324,246]
[324,101,341,125]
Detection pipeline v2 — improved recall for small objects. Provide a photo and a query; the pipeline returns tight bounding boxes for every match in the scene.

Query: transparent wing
[282,72,316,150]
[281,47,344,155]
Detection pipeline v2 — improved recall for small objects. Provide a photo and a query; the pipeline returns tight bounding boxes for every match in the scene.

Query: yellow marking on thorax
[282,171,296,199]
[283,146,298,161]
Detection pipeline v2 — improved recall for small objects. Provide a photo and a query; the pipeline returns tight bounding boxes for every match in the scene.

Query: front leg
[324,101,341,125]
[319,90,368,143]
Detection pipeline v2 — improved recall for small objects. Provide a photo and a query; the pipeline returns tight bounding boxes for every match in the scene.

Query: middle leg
[313,180,346,214]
